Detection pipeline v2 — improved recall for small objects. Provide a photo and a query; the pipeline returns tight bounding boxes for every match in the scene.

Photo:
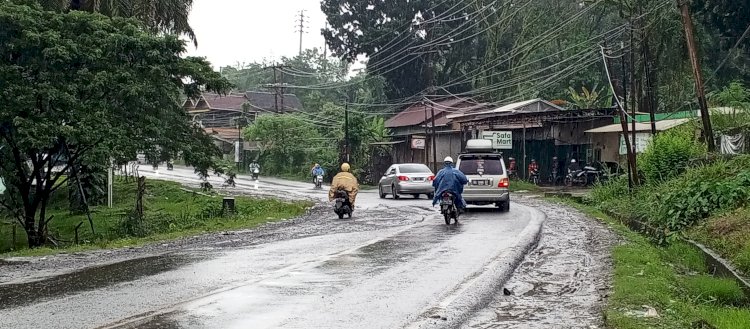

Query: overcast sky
[184,0,329,69]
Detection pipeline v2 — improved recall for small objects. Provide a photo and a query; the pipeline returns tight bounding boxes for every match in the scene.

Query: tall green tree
[0,2,230,247]
[37,0,197,45]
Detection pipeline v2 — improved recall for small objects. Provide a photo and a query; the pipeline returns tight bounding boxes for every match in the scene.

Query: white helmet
[571,159,577,163]
[444,156,454,163]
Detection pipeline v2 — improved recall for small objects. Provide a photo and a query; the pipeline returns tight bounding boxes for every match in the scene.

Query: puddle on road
[0,254,196,310]
[321,224,464,274]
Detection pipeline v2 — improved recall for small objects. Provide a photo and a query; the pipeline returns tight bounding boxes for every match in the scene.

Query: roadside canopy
[584,118,690,133]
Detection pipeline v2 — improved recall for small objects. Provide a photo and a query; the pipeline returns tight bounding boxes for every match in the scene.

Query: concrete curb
[407,203,547,329]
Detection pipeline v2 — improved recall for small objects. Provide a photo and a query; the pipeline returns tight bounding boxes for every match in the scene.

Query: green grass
[509,179,540,192]
[0,178,310,256]
[551,198,750,329]
[687,208,750,275]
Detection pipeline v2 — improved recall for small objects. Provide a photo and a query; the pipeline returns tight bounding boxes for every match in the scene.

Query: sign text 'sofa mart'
[480,131,513,150]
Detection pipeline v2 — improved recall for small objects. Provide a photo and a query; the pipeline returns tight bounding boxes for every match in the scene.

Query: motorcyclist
[329,163,359,208]
[568,159,580,174]
[432,156,469,211]
[311,164,325,183]
[508,157,517,178]
[248,161,260,172]
[528,159,539,175]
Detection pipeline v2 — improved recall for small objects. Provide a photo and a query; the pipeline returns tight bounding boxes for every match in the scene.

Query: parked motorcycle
[314,174,323,189]
[529,169,540,185]
[564,165,600,187]
[439,191,459,225]
[251,168,260,181]
[333,189,353,219]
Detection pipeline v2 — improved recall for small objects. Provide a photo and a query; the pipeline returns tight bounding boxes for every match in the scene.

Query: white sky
[184,0,330,69]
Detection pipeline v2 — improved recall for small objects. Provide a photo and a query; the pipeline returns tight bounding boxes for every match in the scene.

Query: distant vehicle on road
[378,163,435,200]
[456,139,510,212]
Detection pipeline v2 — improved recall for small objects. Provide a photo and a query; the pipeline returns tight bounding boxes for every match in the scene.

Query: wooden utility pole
[678,0,715,152]
[263,64,290,113]
[601,45,637,189]
[629,29,638,176]
[430,105,437,173]
[344,99,350,163]
[423,103,429,165]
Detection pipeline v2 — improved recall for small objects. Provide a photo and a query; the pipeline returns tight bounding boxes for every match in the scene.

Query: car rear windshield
[459,155,504,175]
[398,164,432,173]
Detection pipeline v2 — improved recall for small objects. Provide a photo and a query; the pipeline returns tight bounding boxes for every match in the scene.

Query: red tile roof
[204,127,241,141]
[385,98,488,128]
[198,93,248,111]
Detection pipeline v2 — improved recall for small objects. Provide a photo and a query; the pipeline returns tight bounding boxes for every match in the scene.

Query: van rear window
[459,155,504,175]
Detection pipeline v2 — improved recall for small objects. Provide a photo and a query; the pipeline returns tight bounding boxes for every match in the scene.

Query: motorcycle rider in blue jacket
[311,164,324,183]
[432,156,469,211]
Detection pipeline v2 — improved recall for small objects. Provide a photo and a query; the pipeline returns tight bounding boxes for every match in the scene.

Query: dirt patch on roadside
[463,195,618,329]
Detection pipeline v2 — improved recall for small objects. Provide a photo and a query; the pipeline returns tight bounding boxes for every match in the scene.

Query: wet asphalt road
[0,166,540,329]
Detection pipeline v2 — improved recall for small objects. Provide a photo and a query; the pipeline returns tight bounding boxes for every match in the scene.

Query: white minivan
[455,139,510,212]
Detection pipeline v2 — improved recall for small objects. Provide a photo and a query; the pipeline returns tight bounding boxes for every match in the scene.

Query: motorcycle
[529,169,540,185]
[333,189,353,219]
[251,168,259,181]
[439,191,459,225]
[564,165,600,187]
[314,174,323,189]
[167,162,174,171]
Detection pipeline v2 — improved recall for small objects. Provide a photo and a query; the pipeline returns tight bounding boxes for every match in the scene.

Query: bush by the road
[590,155,750,240]
[638,124,705,182]
[0,179,308,255]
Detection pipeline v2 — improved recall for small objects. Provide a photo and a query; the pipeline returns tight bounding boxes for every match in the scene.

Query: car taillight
[428,175,435,181]
[398,176,409,181]
[498,177,509,188]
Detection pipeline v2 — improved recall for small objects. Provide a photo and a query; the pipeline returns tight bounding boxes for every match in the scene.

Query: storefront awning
[584,118,690,133]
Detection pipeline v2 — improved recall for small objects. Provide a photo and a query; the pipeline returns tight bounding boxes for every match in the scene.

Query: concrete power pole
[677,0,715,152]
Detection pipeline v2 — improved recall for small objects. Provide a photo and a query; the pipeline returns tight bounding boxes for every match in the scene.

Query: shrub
[656,168,750,233]
[638,124,705,183]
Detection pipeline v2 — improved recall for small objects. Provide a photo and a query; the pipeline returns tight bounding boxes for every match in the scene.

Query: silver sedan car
[378,163,435,200]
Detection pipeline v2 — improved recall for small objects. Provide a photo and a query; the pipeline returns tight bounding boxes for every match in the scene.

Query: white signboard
[234,141,241,163]
[619,133,652,155]
[480,131,513,150]
[411,138,426,150]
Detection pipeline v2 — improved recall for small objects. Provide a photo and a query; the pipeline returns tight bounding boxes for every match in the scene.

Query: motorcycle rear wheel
[444,213,451,225]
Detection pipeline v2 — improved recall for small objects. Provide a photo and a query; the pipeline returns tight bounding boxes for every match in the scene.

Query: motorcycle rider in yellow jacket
[328,163,359,208]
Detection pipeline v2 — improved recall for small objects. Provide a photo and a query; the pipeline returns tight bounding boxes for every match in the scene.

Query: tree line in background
[320,0,750,112]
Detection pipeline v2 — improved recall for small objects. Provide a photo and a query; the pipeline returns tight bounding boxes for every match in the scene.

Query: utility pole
[423,103,429,166]
[601,44,636,189]
[344,99,350,163]
[628,28,638,175]
[678,0,715,152]
[263,64,289,113]
[295,10,308,56]
[431,104,437,173]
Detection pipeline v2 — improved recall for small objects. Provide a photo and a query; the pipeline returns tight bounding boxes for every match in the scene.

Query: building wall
[590,132,622,163]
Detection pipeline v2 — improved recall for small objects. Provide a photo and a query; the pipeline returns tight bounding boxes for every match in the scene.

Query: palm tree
[37,0,197,46]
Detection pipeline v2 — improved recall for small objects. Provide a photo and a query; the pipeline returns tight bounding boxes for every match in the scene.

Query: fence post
[11,224,16,250]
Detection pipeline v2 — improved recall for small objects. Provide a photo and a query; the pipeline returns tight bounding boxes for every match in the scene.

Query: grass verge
[0,178,310,257]
[509,179,540,193]
[687,208,750,275]
[550,198,750,329]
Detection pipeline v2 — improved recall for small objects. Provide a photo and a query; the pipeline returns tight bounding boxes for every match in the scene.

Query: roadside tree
[0,2,231,247]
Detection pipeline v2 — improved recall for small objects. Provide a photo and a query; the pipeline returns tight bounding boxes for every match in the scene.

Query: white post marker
[107,158,113,208]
